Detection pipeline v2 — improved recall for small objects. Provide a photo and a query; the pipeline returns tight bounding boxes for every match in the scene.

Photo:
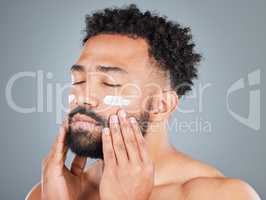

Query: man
[26,4,260,200]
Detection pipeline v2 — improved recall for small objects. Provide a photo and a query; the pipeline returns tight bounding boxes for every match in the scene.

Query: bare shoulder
[181,177,261,200]
[159,149,224,183]
[150,150,261,199]
[175,151,261,199]
[25,182,41,200]
[150,177,261,200]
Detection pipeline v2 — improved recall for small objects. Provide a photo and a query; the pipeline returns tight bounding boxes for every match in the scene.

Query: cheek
[111,84,146,113]
[99,94,144,115]
[68,92,77,112]
[68,94,75,104]
[103,95,130,106]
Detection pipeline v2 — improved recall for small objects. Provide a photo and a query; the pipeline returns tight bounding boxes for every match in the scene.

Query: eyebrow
[70,64,128,74]
[70,64,85,72]
[96,65,128,74]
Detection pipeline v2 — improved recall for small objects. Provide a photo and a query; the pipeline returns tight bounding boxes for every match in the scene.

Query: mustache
[68,106,107,127]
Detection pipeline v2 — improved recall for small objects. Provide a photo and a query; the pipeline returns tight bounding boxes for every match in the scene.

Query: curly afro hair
[82,4,202,97]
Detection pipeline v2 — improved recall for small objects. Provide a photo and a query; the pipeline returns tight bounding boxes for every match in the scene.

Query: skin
[26,34,261,200]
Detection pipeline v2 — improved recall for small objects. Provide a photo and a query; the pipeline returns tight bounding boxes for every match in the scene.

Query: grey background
[0,0,265,199]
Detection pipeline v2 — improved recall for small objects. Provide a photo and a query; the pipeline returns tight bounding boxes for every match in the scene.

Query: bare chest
[81,183,184,200]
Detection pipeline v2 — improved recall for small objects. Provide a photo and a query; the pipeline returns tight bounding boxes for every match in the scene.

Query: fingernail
[118,109,126,118]
[111,115,118,123]
[103,127,109,135]
[129,117,136,123]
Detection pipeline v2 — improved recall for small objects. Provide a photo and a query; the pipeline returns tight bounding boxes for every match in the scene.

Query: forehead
[77,34,152,72]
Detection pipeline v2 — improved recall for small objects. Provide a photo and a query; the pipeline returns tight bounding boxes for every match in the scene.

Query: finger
[70,155,87,176]
[129,117,150,163]
[102,127,117,167]
[49,119,67,152]
[109,114,128,165]
[118,109,141,164]
[49,121,69,165]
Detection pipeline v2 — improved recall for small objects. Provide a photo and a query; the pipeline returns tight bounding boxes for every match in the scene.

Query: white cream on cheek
[68,94,131,107]
[68,94,75,104]
[103,95,130,106]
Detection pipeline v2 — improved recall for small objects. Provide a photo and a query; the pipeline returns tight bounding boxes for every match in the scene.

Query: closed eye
[103,82,122,87]
[72,80,86,85]
[72,81,121,87]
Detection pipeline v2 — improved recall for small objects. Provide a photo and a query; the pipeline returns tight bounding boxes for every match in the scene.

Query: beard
[66,106,150,159]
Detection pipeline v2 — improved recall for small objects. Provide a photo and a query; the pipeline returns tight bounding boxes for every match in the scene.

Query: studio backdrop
[0,0,265,199]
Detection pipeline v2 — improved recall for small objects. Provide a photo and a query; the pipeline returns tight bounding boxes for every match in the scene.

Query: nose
[77,94,99,108]
[70,90,100,109]
[69,70,102,109]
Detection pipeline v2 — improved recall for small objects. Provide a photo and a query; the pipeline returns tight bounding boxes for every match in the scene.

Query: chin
[66,125,103,159]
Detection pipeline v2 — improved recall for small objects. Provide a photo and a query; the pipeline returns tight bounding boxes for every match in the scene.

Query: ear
[148,90,178,122]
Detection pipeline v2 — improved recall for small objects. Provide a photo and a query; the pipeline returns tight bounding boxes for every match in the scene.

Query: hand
[99,109,154,200]
[41,120,87,200]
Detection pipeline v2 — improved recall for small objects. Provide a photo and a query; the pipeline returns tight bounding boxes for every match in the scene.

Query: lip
[72,114,101,125]
[71,120,99,131]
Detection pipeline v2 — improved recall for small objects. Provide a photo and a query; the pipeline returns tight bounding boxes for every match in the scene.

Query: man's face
[66,34,168,159]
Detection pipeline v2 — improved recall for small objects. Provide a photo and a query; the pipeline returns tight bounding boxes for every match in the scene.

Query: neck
[144,119,173,165]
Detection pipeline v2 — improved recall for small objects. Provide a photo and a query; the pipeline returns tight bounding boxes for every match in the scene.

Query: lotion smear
[103,95,130,106]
